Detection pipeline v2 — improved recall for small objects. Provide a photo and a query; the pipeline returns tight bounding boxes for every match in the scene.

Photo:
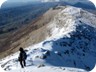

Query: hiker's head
[19,47,24,52]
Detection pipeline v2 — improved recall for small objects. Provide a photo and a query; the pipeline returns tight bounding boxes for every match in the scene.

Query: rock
[37,64,45,68]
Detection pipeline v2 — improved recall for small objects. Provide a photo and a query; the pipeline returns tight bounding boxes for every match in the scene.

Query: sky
[0,0,96,8]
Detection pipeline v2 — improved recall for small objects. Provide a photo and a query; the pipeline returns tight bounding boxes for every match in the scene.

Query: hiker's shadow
[43,23,96,71]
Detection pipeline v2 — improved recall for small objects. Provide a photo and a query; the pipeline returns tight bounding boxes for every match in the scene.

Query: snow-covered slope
[0,6,96,72]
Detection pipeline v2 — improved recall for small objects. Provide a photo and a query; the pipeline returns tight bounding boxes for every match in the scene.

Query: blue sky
[7,0,40,2]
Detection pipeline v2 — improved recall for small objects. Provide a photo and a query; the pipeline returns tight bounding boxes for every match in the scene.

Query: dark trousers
[20,60,26,68]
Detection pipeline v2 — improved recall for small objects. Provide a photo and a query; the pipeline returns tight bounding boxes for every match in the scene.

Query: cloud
[0,0,7,8]
[90,0,96,7]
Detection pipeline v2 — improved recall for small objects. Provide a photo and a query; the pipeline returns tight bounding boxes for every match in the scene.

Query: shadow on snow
[43,23,96,71]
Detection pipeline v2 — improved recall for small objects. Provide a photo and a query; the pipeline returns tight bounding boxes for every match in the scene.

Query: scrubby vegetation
[0,3,58,35]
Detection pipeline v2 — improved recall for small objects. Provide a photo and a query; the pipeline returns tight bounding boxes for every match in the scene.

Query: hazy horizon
[0,0,96,8]
[0,0,41,8]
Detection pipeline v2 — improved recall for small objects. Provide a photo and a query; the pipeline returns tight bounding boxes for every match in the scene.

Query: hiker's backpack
[22,51,27,60]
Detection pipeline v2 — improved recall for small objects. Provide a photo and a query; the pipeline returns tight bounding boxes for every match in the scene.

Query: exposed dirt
[0,8,62,59]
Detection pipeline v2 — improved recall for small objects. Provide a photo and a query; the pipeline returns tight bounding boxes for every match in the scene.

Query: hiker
[18,47,27,68]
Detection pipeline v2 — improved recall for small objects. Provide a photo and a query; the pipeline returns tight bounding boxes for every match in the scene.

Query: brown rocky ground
[0,7,62,59]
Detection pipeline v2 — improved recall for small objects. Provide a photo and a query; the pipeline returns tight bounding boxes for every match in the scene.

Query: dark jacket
[18,51,27,61]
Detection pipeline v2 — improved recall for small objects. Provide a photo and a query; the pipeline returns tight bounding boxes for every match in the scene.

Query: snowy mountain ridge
[48,6,96,38]
[41,0,96,10]
[0,6,96,72]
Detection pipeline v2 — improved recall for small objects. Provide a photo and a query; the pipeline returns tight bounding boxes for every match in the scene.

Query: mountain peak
[0,6,96,72]
[48,6,96,38]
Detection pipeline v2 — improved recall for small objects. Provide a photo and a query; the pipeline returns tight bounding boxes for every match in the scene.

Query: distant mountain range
[41,0,60,2]
[41,0,95,9]
[1,1,40,9]
[1,0,95,10]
